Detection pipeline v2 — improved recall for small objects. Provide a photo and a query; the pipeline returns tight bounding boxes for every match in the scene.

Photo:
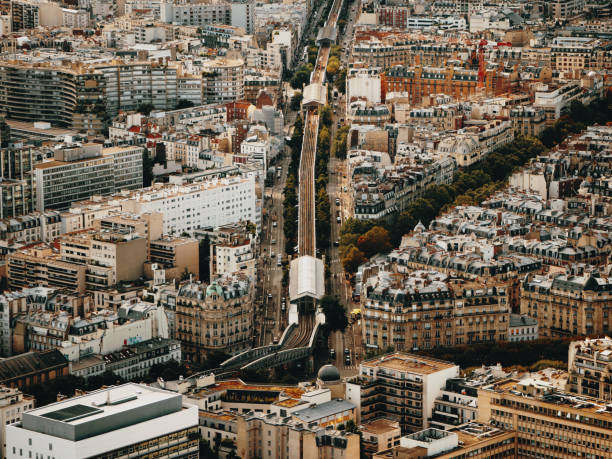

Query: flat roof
[292,399,355,423]
[361,418,400,435]
[362,353,456,375]
[22,383,185,441]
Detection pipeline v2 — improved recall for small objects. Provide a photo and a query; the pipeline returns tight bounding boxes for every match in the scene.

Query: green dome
[206,282,223,297]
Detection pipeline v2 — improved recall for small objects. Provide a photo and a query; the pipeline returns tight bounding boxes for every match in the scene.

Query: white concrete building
[119,175,257,235]
[508,314,538,342]
[347,68,382,106]
[240,135,269,171]
[5,383,199,459]
[0,387,34,458]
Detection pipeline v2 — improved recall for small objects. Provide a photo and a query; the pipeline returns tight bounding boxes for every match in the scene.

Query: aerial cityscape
[0,0,609,457]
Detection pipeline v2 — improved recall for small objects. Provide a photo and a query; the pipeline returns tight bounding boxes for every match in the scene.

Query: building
[118,175,257,236]
[552,0,585,19]
[568,336,612,400]
[0,386,34,458]
[478,376,612,459]
[0,349,68,389]
[509,106,547,137]
[11,0,38,31]
[235,411,360,459]
[201,58,245,104]
[373,424,517,459]
[34,144,143,211]
[383,65,509,105]
[146,237,199,282]
[521,273,612,337]
[345,353,459,433]
[361,418,401,458]
[508,314,538,342]
[175,275,254,363]
[291,399,356,428]
[361,271,510,351]
[5,383,199,459]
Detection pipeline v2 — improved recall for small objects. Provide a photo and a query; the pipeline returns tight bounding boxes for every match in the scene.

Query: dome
[317,364,340,383]
[206,282,223,298]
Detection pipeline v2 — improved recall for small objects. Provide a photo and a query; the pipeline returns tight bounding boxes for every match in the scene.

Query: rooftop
[292,399,355,423]
[361,418,401,435]
[362,353,457,375]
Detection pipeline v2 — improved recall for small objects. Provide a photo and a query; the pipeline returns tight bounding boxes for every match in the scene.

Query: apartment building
[383,65,509,105]
[345,353,459,433]
[201,57,245,104]
[11,0,38,31]
[568,336,612,401]
[478,376,612,459]
[70,336,178,380]
[533,82,583,121]
[508,314,538,342]
[175,275,253,363]
[146,237,199,282]
[209,226,256,279]
[5,383,199,459]
[552,0,585,19]
[7,245,87,294]
[373,423,517,459]
[34,144,143,211]
[118,175,257,236]
[361,269,510,351]
[0,211,61,245]
[521,273,612,337]
[93,211,163,257]
[235,411,360,459]
[0,386,34,458]
[509,106,547,137]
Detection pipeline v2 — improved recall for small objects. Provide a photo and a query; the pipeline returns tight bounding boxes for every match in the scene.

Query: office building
[373,424,517,459]
[11,0,38,31]
[478,376,612,459]
[5,383,199,459]
[34,144,143,211]
[346,353,459,433]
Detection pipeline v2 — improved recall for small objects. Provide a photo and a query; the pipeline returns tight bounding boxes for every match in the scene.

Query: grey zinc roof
[292,399,355,423]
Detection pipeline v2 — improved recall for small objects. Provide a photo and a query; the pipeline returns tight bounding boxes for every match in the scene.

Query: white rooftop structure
[289,255,325,302]
[6,383,198,459]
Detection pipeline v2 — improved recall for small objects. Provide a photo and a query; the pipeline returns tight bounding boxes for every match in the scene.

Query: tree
[154,142,167,165]
[319,105,332,127]
[181,267,192,281]
[137,103,155,115]
[335,67,347,94]
[326,56,340,76]
[290,92,303,111]
[357,226,392,258]
[176,99,195,110]
[341,245,366,273]
[321,295,348,331]
[290,64,313,89]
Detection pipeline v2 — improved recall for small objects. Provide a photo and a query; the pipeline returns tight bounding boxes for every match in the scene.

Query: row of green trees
[315,105,334,249]
[338,97,612,274]
[282,115,304,254]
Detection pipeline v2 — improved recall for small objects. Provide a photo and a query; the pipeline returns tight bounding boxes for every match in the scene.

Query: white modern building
[120,175,257,235]
[5,383,199,459]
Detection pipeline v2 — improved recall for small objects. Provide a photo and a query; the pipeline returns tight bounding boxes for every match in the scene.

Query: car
[345,357,351,366]
[268,293,273,300]
[271,238,276,244]
[343,186,347,192]
[271,251,275,258]
[335,198,340,206]
[273,221,277,227]
[330,349,336,358]
[281,303,286,312]
[277,259,282,267]
[336,216,341,224]
[344,348,350,356]
[334,240,339,246]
